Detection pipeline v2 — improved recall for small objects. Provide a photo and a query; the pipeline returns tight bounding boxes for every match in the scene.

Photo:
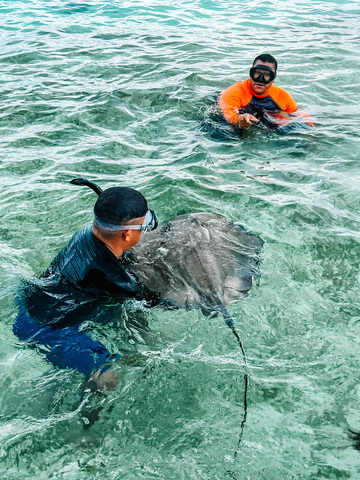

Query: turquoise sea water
[1,1,360,478]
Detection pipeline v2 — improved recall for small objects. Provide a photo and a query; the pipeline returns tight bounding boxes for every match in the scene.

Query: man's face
[249,61,276,96]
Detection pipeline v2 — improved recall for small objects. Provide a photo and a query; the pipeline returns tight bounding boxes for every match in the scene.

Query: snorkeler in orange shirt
[219,54,313,129]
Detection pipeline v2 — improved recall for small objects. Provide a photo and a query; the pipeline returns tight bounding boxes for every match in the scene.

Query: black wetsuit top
[20,225,159,328]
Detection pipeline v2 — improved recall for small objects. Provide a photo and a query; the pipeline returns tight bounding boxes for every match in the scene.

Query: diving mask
[249,64,276,85]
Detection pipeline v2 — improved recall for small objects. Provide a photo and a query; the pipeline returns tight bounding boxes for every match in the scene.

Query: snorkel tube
[70,178,103,196]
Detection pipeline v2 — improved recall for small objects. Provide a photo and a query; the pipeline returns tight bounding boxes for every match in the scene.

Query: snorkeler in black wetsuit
[14,179,159,390]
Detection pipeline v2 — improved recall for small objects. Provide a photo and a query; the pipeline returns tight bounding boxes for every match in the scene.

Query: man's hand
[237,113,259,129]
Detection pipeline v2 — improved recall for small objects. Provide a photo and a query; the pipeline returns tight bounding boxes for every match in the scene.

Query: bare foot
[89,368,119,391]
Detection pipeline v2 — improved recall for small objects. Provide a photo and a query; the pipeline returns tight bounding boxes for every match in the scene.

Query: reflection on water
[1,0,360,478]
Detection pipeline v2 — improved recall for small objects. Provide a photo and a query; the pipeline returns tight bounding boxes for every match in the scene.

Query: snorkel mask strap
[70,178,103,196]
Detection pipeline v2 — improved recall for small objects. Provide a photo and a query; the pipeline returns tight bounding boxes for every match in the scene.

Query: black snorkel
[70,178,103,196]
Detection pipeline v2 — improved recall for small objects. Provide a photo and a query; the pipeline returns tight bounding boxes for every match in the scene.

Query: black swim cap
[252,54,278,72]
[94,187,148,226]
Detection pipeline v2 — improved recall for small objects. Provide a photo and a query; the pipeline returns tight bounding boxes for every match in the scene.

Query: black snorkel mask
[70,178,158,233]
[249,64,276,85]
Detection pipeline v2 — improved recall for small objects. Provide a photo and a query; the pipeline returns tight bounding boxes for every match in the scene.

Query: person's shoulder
[219,79,252,104]
[49,225,99,276]
[69,224,105,254]
[59,224,91,250]
[269,84,292,96]
[268,84,297,112]
[223,78,249,92]
[71,224,93,242]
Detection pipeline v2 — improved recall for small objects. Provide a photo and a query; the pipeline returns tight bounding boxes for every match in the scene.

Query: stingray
[126,212,263,315]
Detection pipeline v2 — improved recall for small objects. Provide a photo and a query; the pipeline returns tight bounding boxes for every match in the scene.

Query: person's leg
[13,310,120,389]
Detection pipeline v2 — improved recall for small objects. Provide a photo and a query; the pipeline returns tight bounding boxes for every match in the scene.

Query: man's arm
[98,263,161,306]
[270,85,298,113]
[219,80,257,128]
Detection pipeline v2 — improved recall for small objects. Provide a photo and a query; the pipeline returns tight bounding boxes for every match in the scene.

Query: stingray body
[126,213,264,314]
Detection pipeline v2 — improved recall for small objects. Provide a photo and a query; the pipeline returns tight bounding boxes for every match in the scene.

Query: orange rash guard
[219,78,298,125]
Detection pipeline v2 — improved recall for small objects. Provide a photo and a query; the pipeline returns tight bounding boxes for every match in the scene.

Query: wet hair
[94,187,148,226]
[252,54,278,72]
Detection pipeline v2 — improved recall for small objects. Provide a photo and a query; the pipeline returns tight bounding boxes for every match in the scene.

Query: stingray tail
[221,306,248,367]
[221,306,249,462]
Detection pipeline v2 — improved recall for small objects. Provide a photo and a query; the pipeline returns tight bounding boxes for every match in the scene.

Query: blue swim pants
[13,307,120,377]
